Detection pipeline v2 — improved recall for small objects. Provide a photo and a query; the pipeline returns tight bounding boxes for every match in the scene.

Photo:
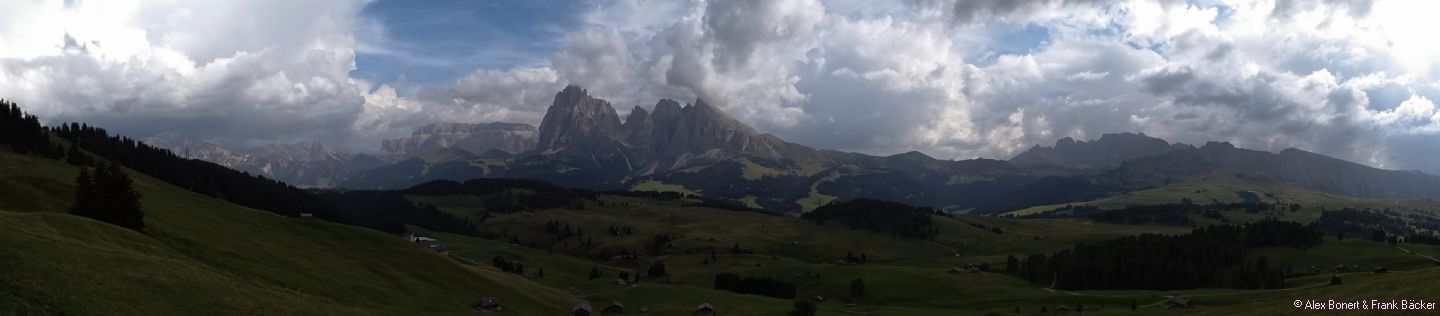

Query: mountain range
[150,86,1440,213]
[143,134,385,188]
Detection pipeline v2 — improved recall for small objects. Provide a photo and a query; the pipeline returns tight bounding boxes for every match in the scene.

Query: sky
[3,0,1440,174]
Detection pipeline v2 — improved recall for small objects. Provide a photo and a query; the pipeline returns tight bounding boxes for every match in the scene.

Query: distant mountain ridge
[1009,132,1192,170]
[382,122,537,160]
[534,86,829,178]
[155,86,1440,213]
[143,135,383,188]
[1100,141,1440,200]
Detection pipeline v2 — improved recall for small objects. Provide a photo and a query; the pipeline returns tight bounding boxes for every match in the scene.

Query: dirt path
[1395,245,1440,264]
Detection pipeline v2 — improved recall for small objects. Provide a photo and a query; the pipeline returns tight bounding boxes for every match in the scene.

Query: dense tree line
[1023,202,1276,225]
[646,261,667,277]
[682,198,776,215]
[1313,208,1406,238]
[313,190,478,236]
[0,100,63,158]
[1018,204,1104,219]
[713,273,797,299]
[1087,205,1195,226]
[601,190,691,200]
[70,162,144,231]
[3,102,360,231]
[542,220,583,241]
[1315,208,1440,246]
[6,102,488,237]
[403,179,592,212]
[53,123,340,219]
[644,234,674,255]
[802,198,939,239]
[491,256,525,275]
[1018,220,1321,290]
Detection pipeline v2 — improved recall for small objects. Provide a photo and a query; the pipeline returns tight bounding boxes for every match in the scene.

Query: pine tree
[589,266,602,280]
[788,299,817,316]
[648,261,667,277]
[65,142,89,166]
[70,167,97,218]
[98,162,144,231]
[849,278,865,298]
[71,162,144,231]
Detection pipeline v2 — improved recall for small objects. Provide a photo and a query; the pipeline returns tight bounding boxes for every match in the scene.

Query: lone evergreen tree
[788,299,817,316]
[64,142,90,166]
[1006,254,1020,273]
[70,167,97,218]
[589,266,602,280]
[70,162,144,231]
[849,278,865,298]
[647,260,667,277]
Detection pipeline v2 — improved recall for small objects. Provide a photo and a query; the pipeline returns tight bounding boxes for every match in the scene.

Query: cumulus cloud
[6,0,1440,175]
[0,0,372,149]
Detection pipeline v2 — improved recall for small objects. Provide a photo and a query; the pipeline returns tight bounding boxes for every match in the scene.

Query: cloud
[0,0,372,150]
[6,0,1440,176]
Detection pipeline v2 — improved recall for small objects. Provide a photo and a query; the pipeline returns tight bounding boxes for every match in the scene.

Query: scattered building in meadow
[694,302,716,315]
[474,297,502,311]
[602,301,625,314]
[572,303,592,316]
[1164,297,1192,309]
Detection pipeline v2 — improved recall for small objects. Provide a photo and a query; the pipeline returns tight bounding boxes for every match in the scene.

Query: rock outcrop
[1010,132,1191,170]
[382,122,537,160]
[533,85,828,175]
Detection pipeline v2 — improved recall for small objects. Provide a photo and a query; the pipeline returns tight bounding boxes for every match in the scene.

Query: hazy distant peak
[1200,141,1236,151]
[382,122,537,160]
[1011,132,1184,170]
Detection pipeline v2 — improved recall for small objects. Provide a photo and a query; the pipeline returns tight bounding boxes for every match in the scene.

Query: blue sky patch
[353,0,587,85]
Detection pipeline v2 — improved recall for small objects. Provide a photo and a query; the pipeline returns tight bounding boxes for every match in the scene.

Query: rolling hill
[0,147,574,315]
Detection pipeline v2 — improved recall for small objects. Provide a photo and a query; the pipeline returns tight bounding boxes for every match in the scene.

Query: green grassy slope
[0,150,574,315]
[407,186,1440,315]
[0,211,362,315]
[1007,174,1440,222]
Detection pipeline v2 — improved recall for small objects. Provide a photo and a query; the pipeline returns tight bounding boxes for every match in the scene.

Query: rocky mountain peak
[1055,137,1077,148]
[625,105,650,125]
[382,122,537,159]
[251,141,342,162]
[143,133,257,168]
[1200,141,1236,151]
[1010,132,1186,170]
[527,86,826,175]
[536,85,623,153]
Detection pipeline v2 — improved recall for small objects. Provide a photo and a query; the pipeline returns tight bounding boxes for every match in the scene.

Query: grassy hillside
[407,190,1440,315]
[9,143,1440,315]
[1007,173,1440,222]
[0,150,574,315]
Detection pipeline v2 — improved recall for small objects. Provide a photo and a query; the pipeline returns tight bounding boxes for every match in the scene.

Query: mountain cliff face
[248,142,385,188]
[534,86,827,176]
[381,122,537,160]
[143,133,261,170]
[1010,132,1191,170]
